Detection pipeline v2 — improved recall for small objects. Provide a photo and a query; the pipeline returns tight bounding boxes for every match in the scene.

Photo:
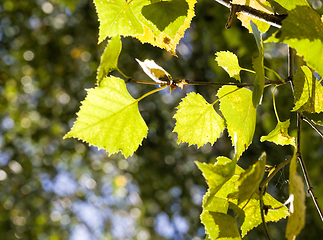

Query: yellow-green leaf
[93,0,147,43]
[251,21,265,108]
[135,0,197,54]
[260,120,296,146]
[217,86,257,159]
[266,6,323,78]
[174,92,225,148]
[64,76,148,158]
[97,35,122,83]
[201,211,241,240]
[238,152,266,205]
[286,150,306,240]
[215,51,242,82]
[292,66,323,113]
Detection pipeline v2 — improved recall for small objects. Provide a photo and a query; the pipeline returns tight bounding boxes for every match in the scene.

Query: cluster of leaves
[64,0,323,239]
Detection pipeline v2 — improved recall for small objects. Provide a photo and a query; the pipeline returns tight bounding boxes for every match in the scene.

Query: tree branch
[215,0,287,28]
[297,115,323,223]
[300,114,323,139]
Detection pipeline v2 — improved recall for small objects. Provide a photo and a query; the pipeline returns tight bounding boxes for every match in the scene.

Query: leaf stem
[116,66,130,79]
[272,86,280,123]
[264,66,284,83]
[136,85,168,102]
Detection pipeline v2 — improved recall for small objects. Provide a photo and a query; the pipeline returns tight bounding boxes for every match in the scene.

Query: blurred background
[1,0,323,239]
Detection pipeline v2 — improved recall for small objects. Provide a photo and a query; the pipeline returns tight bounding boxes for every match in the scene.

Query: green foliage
[251,21,265,108]
[65,0,323,238]
[215,51,242,82]
[64,76,148,157]
[174,92,225,148]
[217,86,257,159]
[260,120,296,146]
[5,0,322,239]
[292,66,323,113]
[286,151,306,240]
[197,154,288,239]
[97,35,122,82]
[266,6,323,78]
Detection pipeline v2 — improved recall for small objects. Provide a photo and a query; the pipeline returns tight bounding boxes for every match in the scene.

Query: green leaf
[64,76,148,158]
[268,0,309,10]
[266,6,323,78]
[201,211,241,240]
[260,120,296,146]
[251,21,265,108]
[217,86,257,159]
[93,0,147,43]
[97,36,122,82]
[286,151,306,240]
[292,66,323,113]
[135,0,197,54]
[196,157,236,191]
[238,152,266,205]
[174,92,225,148]
[240,193,288,237]
[141,0,188,33]
[198,158,288,238]
[215,51,242,82]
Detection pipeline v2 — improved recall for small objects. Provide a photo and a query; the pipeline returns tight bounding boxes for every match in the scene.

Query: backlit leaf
[97,35,122,82]
[292,66,323,113]
[240,193,288,237]
[135,0,197,54]
[238,152,266,205]
[201,211,241,240]
[196,157,236,191]
[266,6,323,78]
[217,86,257,159]
[260,120,296,146]
[215,51,242,82]
[93,0,147,43]
[198,158,288,238]
[286,150,306,240]
[174,92,225,148]
[268,0,309,10]
[64,76,148,158]
[251,21,265,108]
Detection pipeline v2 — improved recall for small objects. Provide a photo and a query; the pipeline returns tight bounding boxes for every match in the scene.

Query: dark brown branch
[215,0,287,28]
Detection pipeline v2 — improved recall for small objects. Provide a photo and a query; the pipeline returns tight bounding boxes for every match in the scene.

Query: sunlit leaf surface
[97,35,122,82]
[217,86,257,159]
[286,151,306,240]
[215,51,242,82]
[260,120,296,146]
[174,92,225,148]
[64,76,148,157]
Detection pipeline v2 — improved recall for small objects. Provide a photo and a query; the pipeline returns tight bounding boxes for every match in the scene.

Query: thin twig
[288,44,323,223]
[259,157,292,190]
[300,114,323,139]
[259,188,272,240]
[127,78,286,87]
[296,116,323,223]
[214,0,286,28]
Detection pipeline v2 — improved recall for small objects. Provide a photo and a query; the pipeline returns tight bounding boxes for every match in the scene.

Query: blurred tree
[0,0,322,240]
